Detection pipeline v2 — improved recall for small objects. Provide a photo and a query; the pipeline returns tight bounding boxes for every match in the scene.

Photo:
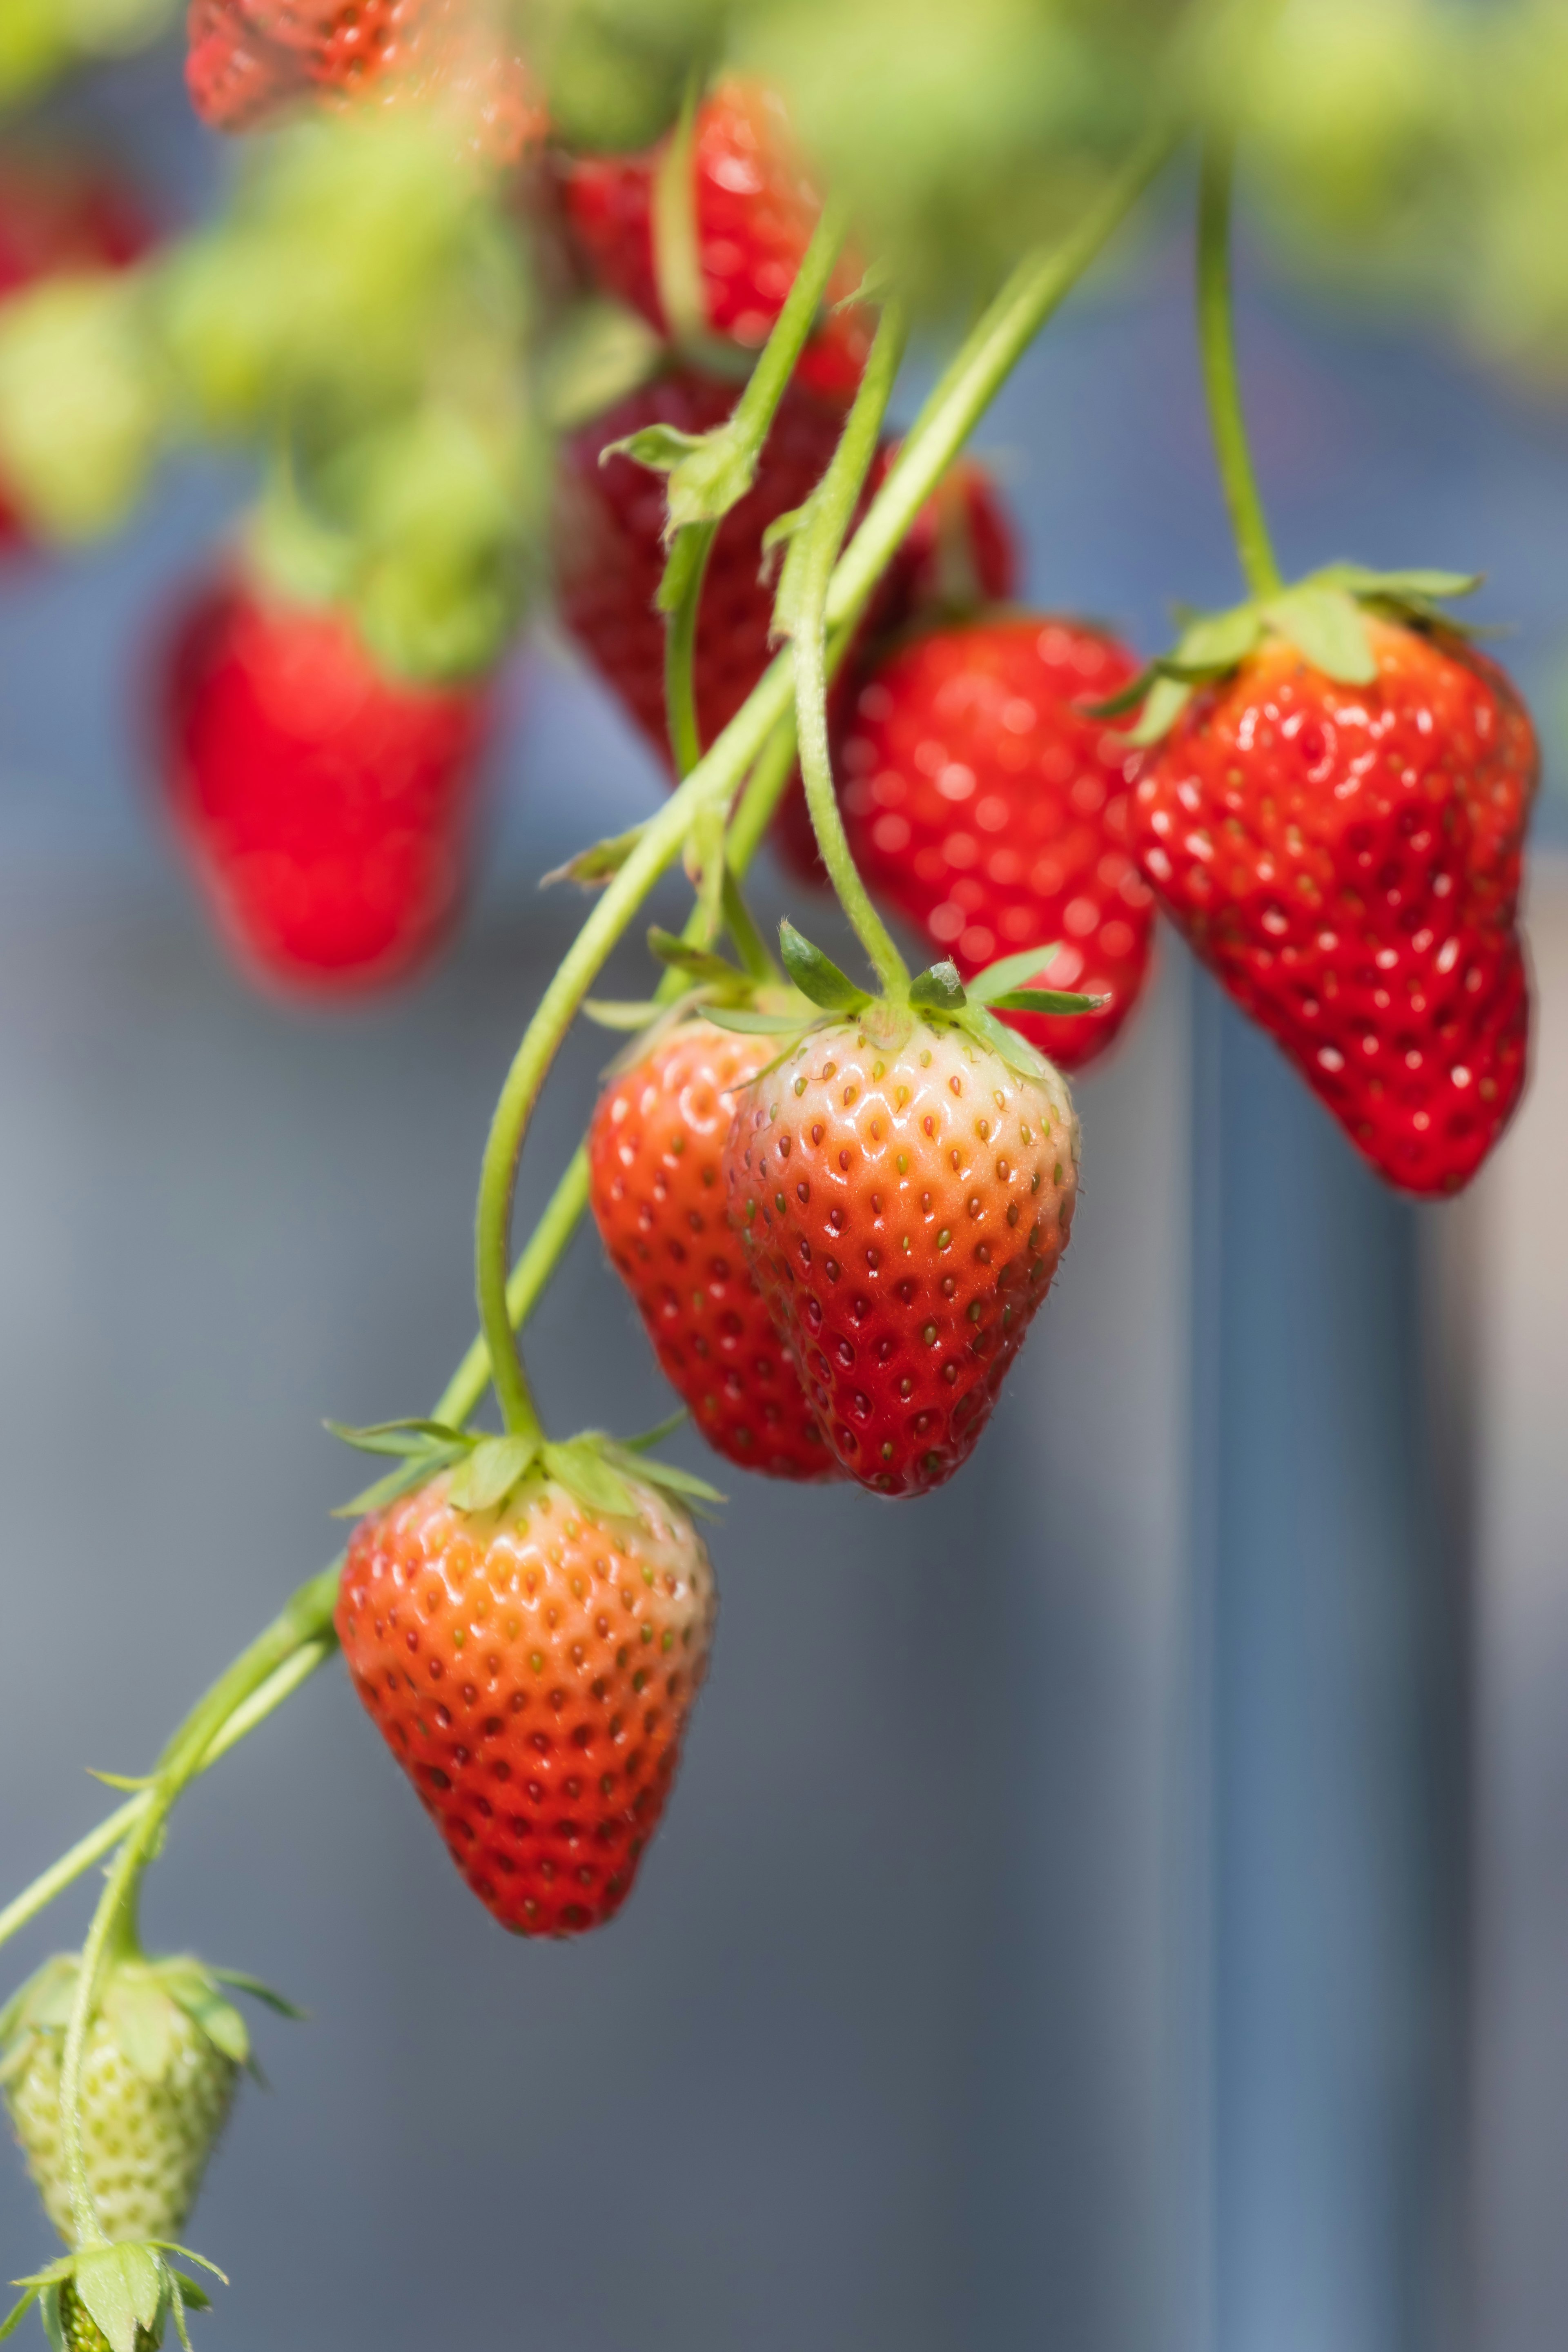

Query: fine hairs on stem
[0,120,1181,2000]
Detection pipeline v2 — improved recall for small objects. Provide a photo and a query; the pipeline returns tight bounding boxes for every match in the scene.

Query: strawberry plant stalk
[1196,119,1283,599]
[0,114,1182,1985]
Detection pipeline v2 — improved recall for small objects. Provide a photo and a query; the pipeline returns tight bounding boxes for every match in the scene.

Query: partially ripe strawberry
[726,1010,1078,1496]
[559,76,869,402]
[158,571,492,997]
[588,1018,844,1480]
[1131,617,1536,1194]
[336,1464,717,1935]
[838,616,1154,1070]
[1,1950,261,2245]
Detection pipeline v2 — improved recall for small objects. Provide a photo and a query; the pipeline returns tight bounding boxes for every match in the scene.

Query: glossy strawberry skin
[335,1471,717,1936]
[556,366,844,760]
[0,156,152,552]
[159,575,491,997]
[1131,619,1536,1195]
[559,77,869,403]
[726,1020,1078,1496]
[588,1020,844,1481]
[837,616,1154,1070]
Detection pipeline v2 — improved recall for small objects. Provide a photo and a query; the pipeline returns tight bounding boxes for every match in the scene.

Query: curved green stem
[1196,120,1281,599]
[663,521,718,775]
[786,300,909,991]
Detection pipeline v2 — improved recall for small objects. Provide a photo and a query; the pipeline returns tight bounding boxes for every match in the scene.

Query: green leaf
[325,1418,468,1459]
[1171,603,1262,674]
[777,921,871,1013]
[646,929,739,982]
[987,987,1105,1015]
[601,422,705,475]
[970,1005,1054,1082]
[76,2245,162,2352]
[966,943,1063,1004]
[1264,584,1375,684]
[105,1980,177,2083]
[448,1433,539,1515]
[205,1968,307,2020]
[1125,673,1195,747]
[703,1005,808,1036]
[540,1441,635,1519]
[908,959,967,1012]
[540,825,646,890]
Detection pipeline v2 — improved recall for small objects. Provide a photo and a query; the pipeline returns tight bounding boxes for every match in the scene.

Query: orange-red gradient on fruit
[336,1472,717,1936]
[589,1019,846,1480]
[840,617,1155,1071]
[160,576,491,996]
[1130,620,1536,1194]
[726,1022,1078,1496]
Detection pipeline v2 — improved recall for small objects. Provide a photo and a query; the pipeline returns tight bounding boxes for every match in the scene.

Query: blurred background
[1,13,1568,2352]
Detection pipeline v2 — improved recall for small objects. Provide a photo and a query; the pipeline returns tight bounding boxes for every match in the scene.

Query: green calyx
[0,1953,298,2097]
[329,1416,723,1523]
[1098,563,1484,745]
[1,2242,225,2352]
[704,920,1104,1085]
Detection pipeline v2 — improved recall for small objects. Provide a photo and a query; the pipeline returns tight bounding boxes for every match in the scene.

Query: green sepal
[646,928,741,985]
[0,2287,40,2344]
[582,998,670,1031]
[448,1433,541,1515]
[75,2243,163,2352]
[326,1418,469,1459]
[102,1979,181,2083]
[1264,584,1374,684]
[777,922,873,1013]
[969,1005,1056,1083]
[38,2284,63,2352]
[539,1440,635,1519]
[203,1969,305,2021]
[987,988,1106,1016]
[617,1411,688,1453]
[600,421,706,476]
[540,824,647,890]
[334,1456,455,1517]
[966,943,1064,1003]
[908,959,967,1012]
[537,298,664,434]
[604,412,762,540]
[1124,673,1195,746]
[157,1978,249,2072]
[85,1770,153,1792]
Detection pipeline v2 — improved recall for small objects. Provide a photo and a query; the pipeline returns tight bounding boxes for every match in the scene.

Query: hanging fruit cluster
[0,1,1554,2345]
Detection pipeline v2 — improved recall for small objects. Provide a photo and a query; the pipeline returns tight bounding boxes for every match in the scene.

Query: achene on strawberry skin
[1130,618,1536,1195]
[726,1018,1078,1497]
[588,1019,846,1481]
[336,1468,717,1936]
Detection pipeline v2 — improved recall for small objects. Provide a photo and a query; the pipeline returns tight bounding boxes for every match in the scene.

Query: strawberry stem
[663,519,719,775]
[1196,120,1282,601]
[786,297,911,993]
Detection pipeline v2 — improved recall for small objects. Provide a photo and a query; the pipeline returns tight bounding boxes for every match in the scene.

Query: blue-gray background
[2,42,1567,2352]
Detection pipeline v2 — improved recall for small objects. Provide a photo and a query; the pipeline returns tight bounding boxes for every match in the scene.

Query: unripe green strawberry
[1,1951,262,2245]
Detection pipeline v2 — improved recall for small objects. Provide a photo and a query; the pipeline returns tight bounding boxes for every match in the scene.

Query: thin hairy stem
[1196,122,1281,599]
[663,521,719,775]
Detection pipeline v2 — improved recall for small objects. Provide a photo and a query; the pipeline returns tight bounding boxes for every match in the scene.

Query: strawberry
[1,1947,276,2245]
[836,615,1154,1071]
[185,0,544,162]
[588,1017,844,1480]
[158,570,492,998]
[722,931,1082,1496]
[1128,596,1537,1194]
[335,1453,717,1935]
[555,364,845,765]
[0,154,152,552]
[559,76,869,403]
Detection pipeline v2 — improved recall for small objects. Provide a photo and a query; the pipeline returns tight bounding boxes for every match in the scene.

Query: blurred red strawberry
[559,76,869,403]
[185,0,544,163]
[0,152,153,551]
[160,571,493,997]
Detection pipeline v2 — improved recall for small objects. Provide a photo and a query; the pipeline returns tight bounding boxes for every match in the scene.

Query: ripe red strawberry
[0,154,152,552]
[726,1005,1078,1496]
[559,76,869,403]
[185,0,544,161]
[1130,616,1536,1194]
[159,571,492,997]
[837,616,1154,1071]
[588,1018,844,1480]
[335,1464,717,1935]
[555,364,845,760]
